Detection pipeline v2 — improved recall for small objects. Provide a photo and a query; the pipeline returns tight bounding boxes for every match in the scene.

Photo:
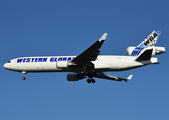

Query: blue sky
[0,0,168,120]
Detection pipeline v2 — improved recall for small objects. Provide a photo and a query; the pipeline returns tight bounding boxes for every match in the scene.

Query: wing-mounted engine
[67,73,86,81]
[127,46,165,56]
[56,61,68,68]
[56,61,80,69]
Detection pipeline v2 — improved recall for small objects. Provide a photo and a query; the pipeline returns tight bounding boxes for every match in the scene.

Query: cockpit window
[7,61,11,63]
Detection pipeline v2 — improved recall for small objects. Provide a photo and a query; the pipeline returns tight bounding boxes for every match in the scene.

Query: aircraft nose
[3,63,8,69]
[3,60,12,69]
[3,62,11,70]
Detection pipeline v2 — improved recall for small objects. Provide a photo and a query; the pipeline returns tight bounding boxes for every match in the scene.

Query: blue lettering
[43,58,47,62]
[67,57,71,61]
[50,58,54,62]
[55,58,57,62]
[23,58,26,63]
[26,58,31,62]
[17,59,23,63]
[35,58,38,62]
[31,58,35,62]
[50,57,58,62]
[58,57,62,61]
[17,57,48,63]
[62,57,67,61]
[38,58,43,62]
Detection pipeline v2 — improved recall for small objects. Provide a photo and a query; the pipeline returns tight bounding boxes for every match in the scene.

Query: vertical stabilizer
[131,30,162,56]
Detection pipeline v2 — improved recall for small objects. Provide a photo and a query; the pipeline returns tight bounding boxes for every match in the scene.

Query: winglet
[124,74,133,82]
[127,75,133,80]
[99,33,108,42]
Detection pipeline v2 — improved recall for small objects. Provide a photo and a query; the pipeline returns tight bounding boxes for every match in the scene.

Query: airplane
[3,30,165,83]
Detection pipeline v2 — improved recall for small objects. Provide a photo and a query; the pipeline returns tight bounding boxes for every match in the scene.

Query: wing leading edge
[70,33,108,68]
[72,33,107,62]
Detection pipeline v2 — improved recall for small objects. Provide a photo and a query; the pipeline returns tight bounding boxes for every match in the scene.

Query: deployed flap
[94,72,133,82]
[135,48,153,61]
[71,33,108,63]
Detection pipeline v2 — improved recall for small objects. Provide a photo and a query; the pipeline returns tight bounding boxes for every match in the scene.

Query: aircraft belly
[15,62,58,72]
[95,56,149,71]
[106,60,145,71]
[93,62,111,70]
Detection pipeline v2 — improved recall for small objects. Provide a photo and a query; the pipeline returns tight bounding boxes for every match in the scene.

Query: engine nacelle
[152,46,165,55]
[56,61,68,68]
[127,46,165,56]
[126,47,135,56]
[67,74,86,81]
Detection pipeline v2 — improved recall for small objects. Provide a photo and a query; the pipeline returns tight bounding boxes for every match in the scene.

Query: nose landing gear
[22,71,26,80]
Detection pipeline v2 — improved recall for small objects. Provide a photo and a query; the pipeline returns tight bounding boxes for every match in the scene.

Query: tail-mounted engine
[127,46,165,56]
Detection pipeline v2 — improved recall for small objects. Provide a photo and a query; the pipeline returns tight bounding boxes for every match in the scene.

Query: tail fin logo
[131,30,162,56]
[143,30,161,46]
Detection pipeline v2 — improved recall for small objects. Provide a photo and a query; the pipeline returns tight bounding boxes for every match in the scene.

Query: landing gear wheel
[22,76,26,80]
[87,79,91,83]
[22,71,26,80]
[91,79,95,83]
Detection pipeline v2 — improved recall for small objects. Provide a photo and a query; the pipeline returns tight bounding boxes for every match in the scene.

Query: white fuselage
[3,55,158,73]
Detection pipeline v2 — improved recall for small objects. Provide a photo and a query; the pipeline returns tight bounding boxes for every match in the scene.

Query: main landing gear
[87,72,95,84]
[79,71,96,83]
[87,78,95,83]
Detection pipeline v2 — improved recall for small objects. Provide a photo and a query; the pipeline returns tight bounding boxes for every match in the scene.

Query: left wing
[70,33,108,68]
[94,72,133,82]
